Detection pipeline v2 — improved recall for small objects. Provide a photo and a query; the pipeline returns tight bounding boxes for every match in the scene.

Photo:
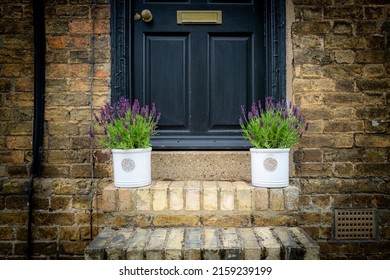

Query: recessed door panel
[144,34,189,129]
[208,34,252,130]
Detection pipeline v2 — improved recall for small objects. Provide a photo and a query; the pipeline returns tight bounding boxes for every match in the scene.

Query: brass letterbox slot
[177,11,222,25]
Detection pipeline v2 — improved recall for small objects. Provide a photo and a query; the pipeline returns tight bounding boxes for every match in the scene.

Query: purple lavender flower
[241,105,245,117]
[93,96,161,149]
[132,99,140,115]
[239,116,243,126]
[258,100,263,113]
[305,122,309,131]
[248,112,253,120]
[282,109,287,119]
[260,119,264,127]
[251,101,259,118]
[151,103,157,119]
[156,112,161,122]
[293,105,299,117]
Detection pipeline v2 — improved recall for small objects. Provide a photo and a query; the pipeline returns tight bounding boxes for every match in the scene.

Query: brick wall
[0,0,111,259]
[0,0,34,258]
[0,0,389,259]
[291,0,389,259]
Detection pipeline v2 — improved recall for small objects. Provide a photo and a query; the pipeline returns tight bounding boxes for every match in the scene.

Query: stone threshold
[85,226,320,260]
[152,151,251,181]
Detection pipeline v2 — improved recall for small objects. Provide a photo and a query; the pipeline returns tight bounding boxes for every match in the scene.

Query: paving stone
[253,227,281,260]
[272,227,304,260]
[183,228,202,260]
[105,229,134,260]
[84,228,115,260]
[221,228,242,260]
[145,228,167,260]
[237,227,263,260]
[85,226,319,260]
[165,228,184,260]
[203,228,221,260]
[126,228,151,260]
[289,227,320,260]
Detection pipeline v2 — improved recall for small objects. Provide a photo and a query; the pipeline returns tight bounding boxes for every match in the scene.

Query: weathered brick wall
[0,0,110,259]
[0,0,34,258]
[291,0,389,259]
[0,0,389,259]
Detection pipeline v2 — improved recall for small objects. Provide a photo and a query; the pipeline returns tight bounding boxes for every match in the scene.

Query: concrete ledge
[152,151,250,181]
[85,227,320,260]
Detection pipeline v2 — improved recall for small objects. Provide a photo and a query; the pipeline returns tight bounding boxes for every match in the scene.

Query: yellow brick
[234,181,252,211]
[152,182,168,211]
[118,188,132,211]
[219,181,235,211]
[269,189,285,211]
[102,184,117,212]
[186,181,200,211]
[169,182,184,211]
[253,188,268,210]
[203,181,218,211]
[153,215,200,227]
[135,187,151,211]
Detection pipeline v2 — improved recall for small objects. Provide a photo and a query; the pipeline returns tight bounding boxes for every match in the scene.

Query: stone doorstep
[152,151,251,181]
[85,227,320,260]
[102,181,300,214]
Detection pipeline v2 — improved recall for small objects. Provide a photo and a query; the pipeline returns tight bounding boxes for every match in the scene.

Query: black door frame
[110,0,286,149]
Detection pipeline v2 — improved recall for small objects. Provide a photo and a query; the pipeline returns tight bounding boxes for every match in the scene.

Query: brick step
[101,181,300,228]
[85,227,319,260]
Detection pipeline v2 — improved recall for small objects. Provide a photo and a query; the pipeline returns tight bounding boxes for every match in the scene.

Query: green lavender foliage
[91,97,160,149]
[239,97,308,149]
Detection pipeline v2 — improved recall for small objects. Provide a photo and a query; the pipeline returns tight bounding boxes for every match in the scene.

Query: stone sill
[152,151,251,181]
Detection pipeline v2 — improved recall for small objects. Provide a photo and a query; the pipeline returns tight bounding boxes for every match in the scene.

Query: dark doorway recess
[111,0,286,149]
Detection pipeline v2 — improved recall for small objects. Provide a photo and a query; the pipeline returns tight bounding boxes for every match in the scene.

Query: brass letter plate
[177,10,222,25]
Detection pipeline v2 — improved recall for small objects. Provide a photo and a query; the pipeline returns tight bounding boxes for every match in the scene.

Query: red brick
[47,36,69,49]
[69,20,92,34]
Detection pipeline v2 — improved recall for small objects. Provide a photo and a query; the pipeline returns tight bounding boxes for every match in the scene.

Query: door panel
[132,0,264,149]
[208,34,252,130]
[145,34,189,130]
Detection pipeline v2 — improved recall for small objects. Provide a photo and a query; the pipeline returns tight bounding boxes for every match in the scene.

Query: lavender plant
[91,97,160,149]
[239,96,308,149]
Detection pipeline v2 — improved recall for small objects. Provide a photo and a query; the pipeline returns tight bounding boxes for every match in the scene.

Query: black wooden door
[132,0,265,149]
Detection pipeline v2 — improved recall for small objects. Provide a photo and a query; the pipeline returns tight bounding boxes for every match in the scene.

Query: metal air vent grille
[334,209,376,240]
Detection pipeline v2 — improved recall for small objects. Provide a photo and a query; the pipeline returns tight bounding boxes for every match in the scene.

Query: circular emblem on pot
[121,158,135,173]
[263,157,278,172]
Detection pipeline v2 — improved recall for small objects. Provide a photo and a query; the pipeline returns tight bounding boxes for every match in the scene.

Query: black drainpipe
[27,0,45,259]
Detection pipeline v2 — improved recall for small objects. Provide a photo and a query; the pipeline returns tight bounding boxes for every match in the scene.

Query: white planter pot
[111,147,152,188]
[250,148,290,188]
